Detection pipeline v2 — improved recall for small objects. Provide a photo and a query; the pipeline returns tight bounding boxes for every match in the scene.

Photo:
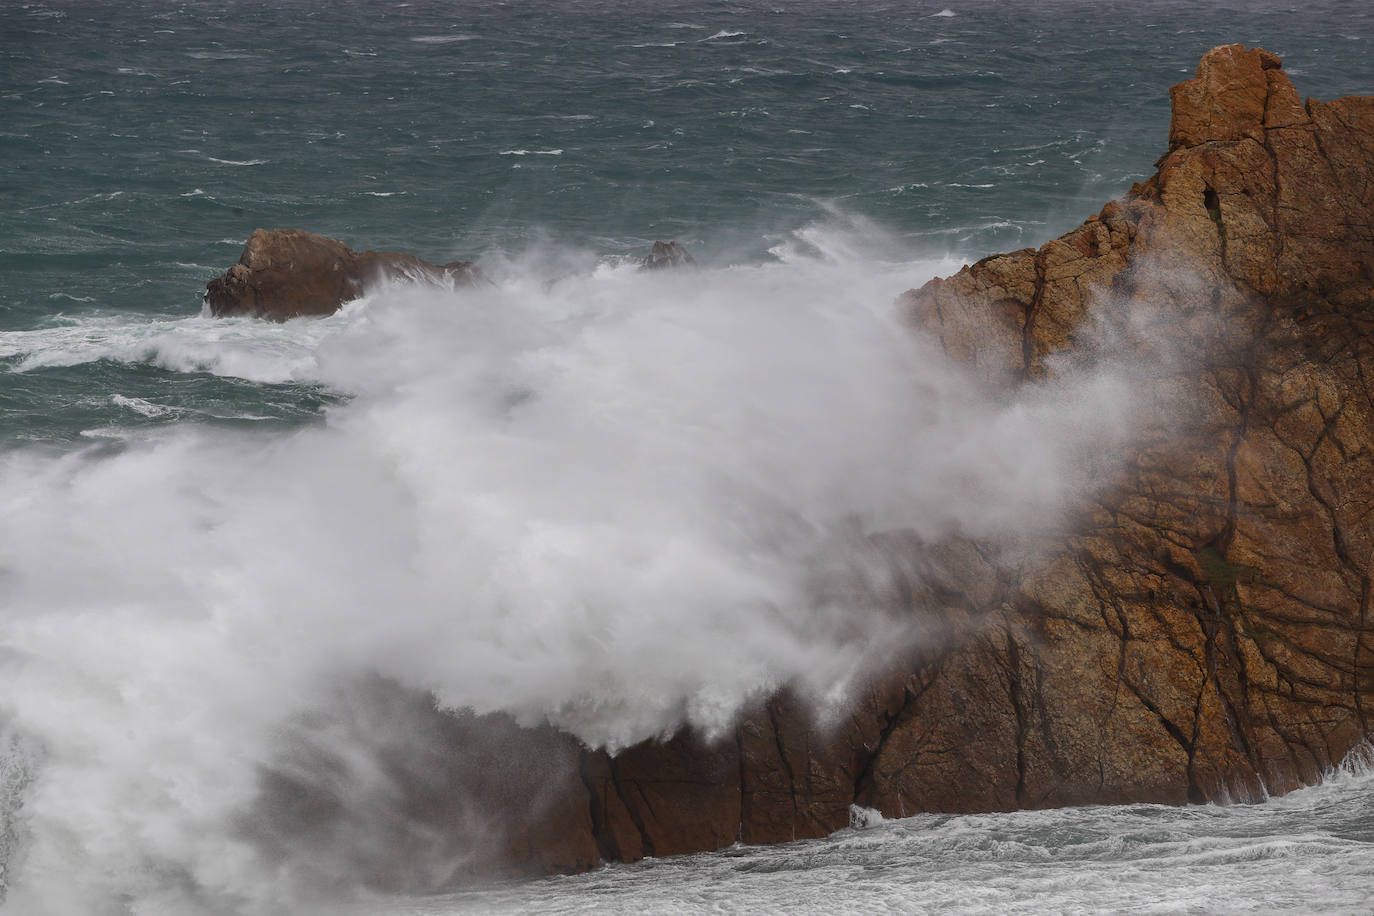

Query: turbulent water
[3,1,1374,913]
[344,749,1374,916]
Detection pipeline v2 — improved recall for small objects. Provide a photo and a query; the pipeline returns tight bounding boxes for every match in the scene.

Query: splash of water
[0,229,1150,912]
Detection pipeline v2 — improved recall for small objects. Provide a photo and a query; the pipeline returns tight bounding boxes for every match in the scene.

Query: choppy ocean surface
[3,1,1374,914]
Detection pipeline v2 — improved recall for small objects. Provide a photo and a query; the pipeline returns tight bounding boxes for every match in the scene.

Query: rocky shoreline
[219,45,1374,888]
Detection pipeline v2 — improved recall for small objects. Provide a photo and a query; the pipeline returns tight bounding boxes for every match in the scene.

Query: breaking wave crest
[0,228,1154,912]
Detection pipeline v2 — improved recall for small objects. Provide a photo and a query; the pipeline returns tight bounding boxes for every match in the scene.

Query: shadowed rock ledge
[246,46,1374,888]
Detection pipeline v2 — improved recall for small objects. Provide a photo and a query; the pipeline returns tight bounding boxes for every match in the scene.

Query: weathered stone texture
[205,228,478,320]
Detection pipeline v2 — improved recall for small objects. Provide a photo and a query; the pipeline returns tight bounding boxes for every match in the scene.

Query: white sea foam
[207,156,268,166]
[0,312,340,383]
[109,394,181,418]
[498,149,564,156]
[0,226,1165,913]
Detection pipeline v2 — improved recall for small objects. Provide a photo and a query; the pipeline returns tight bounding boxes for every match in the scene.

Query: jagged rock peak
[1167,44,1306,151]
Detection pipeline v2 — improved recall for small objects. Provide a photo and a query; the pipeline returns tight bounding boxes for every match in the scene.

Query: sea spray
[0,234,1154,911]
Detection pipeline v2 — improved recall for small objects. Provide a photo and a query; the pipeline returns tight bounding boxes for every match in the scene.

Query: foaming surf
[0,310,341,383]
[379,743,1374,916]
[0,225,1160,913]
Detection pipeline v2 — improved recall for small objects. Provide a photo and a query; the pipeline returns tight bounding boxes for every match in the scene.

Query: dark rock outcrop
[204,228,478,320]
[247,46,1374,885]
[640,240,695,270]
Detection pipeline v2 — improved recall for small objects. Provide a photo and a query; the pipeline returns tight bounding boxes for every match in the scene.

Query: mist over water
[0,236,1156,911]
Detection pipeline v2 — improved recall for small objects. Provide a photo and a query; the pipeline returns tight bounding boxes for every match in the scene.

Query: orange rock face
[885,43,1374,809]
[566,43,1374,869]
[204,228,478,320]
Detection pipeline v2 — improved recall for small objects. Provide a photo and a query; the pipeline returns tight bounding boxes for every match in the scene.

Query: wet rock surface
[204,228,478,320]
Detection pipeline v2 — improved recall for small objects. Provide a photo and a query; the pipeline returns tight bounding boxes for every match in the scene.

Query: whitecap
[77,427,135,441]
[110,395,181,419]
[185,50,259,60]
[0,311,340,384]
[699,30,747,41]
[206,157,268,166]
[498,149,563,156]
[410,34,478,44]
[933,8,957,16]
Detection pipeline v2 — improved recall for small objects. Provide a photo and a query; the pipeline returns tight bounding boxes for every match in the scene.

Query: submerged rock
[640,240,695,270]
[204,228,478,320]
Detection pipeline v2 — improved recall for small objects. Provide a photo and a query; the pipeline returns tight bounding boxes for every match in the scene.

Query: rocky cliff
[888,43,1374,809]
[248,46,1374,887]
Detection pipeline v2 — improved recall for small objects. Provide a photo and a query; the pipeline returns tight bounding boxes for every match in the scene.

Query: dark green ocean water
[4,0,1373,443]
